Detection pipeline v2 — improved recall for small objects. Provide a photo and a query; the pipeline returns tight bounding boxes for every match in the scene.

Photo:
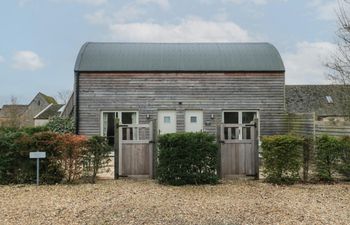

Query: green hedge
[157,132,219,186]
[0,130,65,184]
[338,137,350,179]
[261,135,303,184]
[46,116,75,133]
[315,135,342,182]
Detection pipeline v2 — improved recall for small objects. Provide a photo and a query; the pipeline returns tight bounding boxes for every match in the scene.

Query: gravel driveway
[1,179,350,225]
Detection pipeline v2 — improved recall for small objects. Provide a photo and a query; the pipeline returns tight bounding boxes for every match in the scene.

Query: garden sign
[29,152,46,185]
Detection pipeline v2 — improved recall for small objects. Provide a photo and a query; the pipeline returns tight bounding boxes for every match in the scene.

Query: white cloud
[0,55,4,63]
[18,0,31,7]
[12,51,44,71]
[283,41,337,84]
[109,17,252,42]
[224,0,286,5]
[309,0,338,21]
[137,0,170,9]
[50,0,107,5]
[85,10,110,25]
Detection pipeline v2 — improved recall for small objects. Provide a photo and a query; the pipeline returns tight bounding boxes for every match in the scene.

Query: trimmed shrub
[261,135,303,184]
[56,133,87,182]
[157,132,218,186]
[0,130,24,184]
[315,135,341,182]
[302,137,314,182]
[337,136,350,179]
[83,136,112,183]
[47,116,75,134]
[0,130,65,184]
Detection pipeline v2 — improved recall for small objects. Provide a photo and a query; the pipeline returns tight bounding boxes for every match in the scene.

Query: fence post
[152,119,158,179]
[114,119,119,180]
[217,125,222,179]
[149,121,153,179]
[253,117,259,179]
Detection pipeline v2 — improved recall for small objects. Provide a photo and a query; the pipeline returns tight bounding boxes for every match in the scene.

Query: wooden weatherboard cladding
[77,72,287,137]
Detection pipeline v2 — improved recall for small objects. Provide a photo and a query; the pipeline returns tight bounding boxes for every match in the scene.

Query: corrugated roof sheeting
[75,42,285,72]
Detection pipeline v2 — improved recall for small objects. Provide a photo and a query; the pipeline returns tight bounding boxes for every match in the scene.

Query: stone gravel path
[1,179,350,225]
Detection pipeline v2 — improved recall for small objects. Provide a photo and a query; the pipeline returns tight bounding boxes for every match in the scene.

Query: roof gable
[75,42,285,72]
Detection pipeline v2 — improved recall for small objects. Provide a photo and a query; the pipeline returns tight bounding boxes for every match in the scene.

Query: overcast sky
[0,0,341,105]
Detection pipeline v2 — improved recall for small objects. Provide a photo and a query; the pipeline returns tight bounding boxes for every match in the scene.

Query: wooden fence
[288,113,350,137]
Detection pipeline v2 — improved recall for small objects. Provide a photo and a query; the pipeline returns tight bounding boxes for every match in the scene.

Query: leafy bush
[337,137,350,179]
[56,133,87,182]
[47,116,75,133]
[157,132,218,186]
[261,135,303,184]
[315,135,341,182]
[29,132,65,184]
[0,130,24,184]
[0,130,65,184]
[83,136,112,183]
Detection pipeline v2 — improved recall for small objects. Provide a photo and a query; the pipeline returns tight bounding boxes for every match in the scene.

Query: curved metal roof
[75,42,285,72]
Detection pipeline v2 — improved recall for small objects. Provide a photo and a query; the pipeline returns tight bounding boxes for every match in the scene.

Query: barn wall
[77,72,287,137]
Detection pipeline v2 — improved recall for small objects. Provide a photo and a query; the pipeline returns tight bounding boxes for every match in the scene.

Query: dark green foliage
[0,131,24,184]
[261,135,303,184]
[157,132,219,186]
[315,135,341,182]
[21,126,49,135]
[84,136,112,183]
[302,137,314,182]
[0,129,65,184]
[337,137,350,179]
[46,116,75,133]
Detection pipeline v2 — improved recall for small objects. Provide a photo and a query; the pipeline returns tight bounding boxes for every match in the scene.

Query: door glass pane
[242,112,256,124]
[224,112,238,124]
[106,112,115,145]
[122,112,136,124]
[190,116,197,123]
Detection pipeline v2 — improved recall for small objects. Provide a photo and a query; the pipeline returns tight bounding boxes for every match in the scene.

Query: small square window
[326,96,333,104]
[190,116,197,123]
[164,116,171,123]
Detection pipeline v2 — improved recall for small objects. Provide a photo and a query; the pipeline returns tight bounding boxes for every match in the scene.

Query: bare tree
[4,95,22,128]
[327,0,350,119]
[57,90,72,104]
[328,0,350,84]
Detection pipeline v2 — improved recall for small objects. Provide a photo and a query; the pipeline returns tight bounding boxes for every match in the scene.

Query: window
[326,96,333,104]
[101,111,138,145]
[164,116,171,123]
[223,111,258,140]
[190,116,197,123]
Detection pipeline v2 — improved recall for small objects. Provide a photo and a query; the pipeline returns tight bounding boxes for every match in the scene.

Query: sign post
[29,152,46,185]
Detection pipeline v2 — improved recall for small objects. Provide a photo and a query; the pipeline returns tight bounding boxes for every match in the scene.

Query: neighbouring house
[286,85,350,121]
[60,92,75,118]
[33,103,64,127]
[0,92,58,127]
[20,92,58,127]
[286,85,350,137]
[0,104,27,127]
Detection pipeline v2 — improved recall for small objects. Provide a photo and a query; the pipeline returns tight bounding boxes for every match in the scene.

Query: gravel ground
[1,179,350,225]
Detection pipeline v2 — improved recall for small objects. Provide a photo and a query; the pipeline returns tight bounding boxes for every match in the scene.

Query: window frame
[99,111,139,136]
[222,110,259,140]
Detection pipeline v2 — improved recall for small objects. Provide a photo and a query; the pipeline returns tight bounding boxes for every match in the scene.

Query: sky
[0,0,342,106]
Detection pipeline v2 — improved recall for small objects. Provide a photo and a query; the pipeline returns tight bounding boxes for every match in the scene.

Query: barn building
[74,42,286,138]
[73,42,286,178]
